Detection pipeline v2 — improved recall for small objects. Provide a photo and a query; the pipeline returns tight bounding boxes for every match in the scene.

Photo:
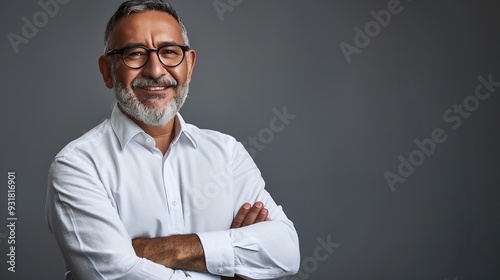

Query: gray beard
[112,75,189,127]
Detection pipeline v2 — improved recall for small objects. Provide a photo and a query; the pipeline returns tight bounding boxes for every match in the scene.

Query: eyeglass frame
[106,43,190,69]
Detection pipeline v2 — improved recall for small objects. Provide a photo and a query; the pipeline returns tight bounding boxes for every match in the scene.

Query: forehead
[111,10,184,48]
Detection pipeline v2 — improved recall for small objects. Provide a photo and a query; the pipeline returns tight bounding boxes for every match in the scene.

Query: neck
[138,118,177,155]
[119,106,177,155]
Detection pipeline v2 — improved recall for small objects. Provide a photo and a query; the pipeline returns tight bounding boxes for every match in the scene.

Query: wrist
[173,234,206,271]
[132,234,207,272]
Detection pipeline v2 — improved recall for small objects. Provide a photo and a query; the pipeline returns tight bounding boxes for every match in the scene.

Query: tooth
[145,86,165,90]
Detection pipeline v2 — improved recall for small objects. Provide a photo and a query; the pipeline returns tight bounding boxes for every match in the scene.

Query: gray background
[1,0,499,279]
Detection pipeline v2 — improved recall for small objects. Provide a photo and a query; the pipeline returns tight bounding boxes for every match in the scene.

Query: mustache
[131,77,178,89]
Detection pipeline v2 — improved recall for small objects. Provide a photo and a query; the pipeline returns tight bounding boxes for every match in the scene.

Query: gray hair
[104,0,189,52]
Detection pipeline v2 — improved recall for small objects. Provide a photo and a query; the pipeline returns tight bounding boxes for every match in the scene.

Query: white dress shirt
[46,104,300,280]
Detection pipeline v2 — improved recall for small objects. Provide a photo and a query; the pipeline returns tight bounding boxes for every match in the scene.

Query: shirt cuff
[196,230,235,277]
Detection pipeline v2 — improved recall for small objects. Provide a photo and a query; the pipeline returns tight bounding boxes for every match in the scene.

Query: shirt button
[217,268,224,274]
[172,200,178,206]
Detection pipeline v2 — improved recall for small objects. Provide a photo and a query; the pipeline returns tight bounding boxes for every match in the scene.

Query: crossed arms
[46,153,300,279]
[132,202,271,279]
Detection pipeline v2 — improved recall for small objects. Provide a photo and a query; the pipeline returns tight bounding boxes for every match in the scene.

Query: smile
[142,86,169,91]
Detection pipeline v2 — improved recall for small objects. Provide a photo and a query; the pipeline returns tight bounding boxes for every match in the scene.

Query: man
[45,0,300,279]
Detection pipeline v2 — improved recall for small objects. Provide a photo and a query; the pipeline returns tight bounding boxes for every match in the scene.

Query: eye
[159,46,182,58]
[124,48,148,60]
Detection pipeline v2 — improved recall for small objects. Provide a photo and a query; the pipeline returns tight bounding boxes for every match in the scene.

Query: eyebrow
[118,41,182,49]
[157,41,183,47]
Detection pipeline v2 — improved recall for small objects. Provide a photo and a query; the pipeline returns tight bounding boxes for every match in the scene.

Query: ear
[185,49,196,84]
[98,55,114,89]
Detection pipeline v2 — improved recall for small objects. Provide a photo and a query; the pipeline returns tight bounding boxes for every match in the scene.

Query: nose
[141,51,168,79]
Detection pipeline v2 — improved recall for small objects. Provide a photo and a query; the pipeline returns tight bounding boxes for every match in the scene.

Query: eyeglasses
[106,44,190,69]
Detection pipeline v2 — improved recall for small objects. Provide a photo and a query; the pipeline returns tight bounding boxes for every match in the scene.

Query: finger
[231,203,251,228]
[241,201,264,227]
[254,207,268,223]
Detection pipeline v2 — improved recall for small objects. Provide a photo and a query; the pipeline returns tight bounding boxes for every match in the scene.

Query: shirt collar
[172,113,198,148]
[110,103,198,150]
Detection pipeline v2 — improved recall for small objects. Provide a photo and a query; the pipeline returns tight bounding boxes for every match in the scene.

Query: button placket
[162,158,184,233]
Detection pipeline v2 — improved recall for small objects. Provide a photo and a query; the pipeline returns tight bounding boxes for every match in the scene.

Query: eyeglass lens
[122,45,185,68]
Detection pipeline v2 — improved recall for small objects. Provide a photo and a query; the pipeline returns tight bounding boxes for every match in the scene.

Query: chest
[96,145,235,238]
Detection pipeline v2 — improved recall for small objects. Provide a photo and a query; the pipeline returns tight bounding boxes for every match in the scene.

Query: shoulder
[52,119,113,167]
[184,122,241,150]
[181,121,253,164]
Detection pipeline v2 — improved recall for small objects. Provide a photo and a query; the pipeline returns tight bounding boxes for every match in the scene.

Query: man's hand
[231,201,271,228]
[222,202,271,280]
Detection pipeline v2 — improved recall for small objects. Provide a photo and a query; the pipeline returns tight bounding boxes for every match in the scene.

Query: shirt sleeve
[197,141,301,279]
[45,154,190,280]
